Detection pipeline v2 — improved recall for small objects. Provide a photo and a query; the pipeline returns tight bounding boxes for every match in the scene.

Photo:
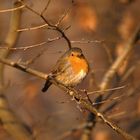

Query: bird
[42,47,89,92]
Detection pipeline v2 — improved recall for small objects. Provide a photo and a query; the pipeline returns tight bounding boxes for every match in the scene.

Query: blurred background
[0,0,140,140]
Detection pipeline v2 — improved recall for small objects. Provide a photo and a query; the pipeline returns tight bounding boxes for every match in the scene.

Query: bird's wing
[51,57,70,76]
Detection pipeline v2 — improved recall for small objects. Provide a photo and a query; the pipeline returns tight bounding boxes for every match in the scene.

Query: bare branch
[0,57,137,140]
[87,85,127,95]
[0,1,34,140]
[0,36,62,51]
[0,58,48,80]
[92,93,125,106]
[17,23,48,32]
[41,0,52,15]
[71,40,103,44]
[0,1,22,86]
[55,8,71,27]
[82,24,140,139]
[19,0,72,49]
[0,38,103,51]
[0,4,25,13]
[100,25,140,90]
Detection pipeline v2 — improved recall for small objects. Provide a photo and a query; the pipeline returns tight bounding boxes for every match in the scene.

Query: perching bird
[42,47,89,92]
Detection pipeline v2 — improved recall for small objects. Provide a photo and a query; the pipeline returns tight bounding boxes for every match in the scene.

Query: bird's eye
[71,53,74,56]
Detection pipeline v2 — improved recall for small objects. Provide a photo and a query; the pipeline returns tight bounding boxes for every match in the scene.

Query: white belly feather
[68,69,87,85]
[55,69,87,86]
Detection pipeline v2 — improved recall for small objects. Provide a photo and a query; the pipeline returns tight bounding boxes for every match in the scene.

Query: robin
[42,47,89,92]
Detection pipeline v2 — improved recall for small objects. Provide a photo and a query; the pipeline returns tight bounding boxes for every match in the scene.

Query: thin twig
[0,36,62,51]
[17,23,48,32]
[19,0,72,49]
[92,94,125,106]
[41,0,51,15]
[102,86,139,114]
[87,85,127,95]
[71,40,103,44]
[102,42,114,64]
[0,41,46,51]
[55,8,71,27]
[24,47,48,65]
[0,38,103,51]
[0,4,25,13]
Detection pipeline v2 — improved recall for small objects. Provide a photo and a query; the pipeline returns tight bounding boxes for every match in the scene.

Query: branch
[0,38,102,51]
[55,8,71,27]
[18,0,72,49]
[0,1,22,85]
[0,57,48,80]
[0,2,139,140]
[0,1,34,140]
[41,0,52,15]
[0,4,25,13]
[81,24,140,139]
[100,25,140,90]
[17,23,48,32]
[0,57,137,140]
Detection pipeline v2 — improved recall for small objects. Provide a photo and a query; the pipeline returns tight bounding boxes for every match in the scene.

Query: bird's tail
[42,79,52,92]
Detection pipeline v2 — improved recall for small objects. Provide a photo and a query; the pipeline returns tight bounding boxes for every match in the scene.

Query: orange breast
[69,56,88,74]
